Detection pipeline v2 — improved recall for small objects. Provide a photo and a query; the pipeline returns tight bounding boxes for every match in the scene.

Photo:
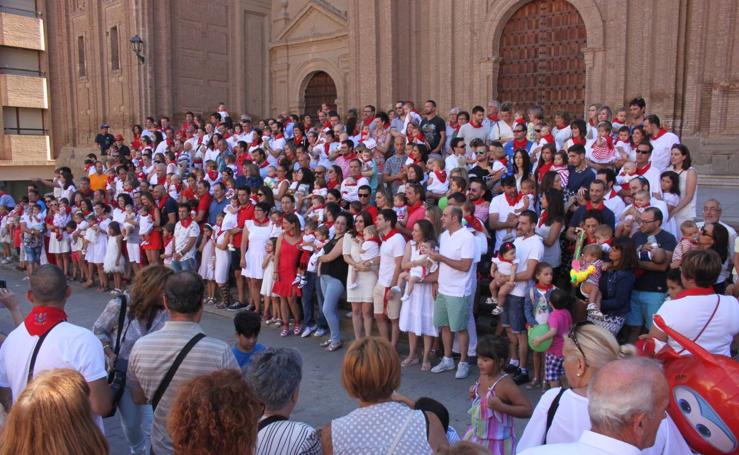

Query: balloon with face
[652,315,739,455]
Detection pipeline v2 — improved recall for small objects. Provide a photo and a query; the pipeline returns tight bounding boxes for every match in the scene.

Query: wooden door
[496,0,587,119]
[303,71,337,116]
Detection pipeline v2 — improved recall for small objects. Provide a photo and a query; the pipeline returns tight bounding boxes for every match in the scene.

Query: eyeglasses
[568,321,593,367]
[641,218,656,224]
[476,151,487,155]
[456,144,466,148]
[636,150,651,154]
[358,193,370,198]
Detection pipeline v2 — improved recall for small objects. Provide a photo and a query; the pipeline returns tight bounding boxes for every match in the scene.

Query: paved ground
[0,184,733,453]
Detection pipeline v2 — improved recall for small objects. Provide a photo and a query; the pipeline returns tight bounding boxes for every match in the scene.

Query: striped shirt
[127,321,239,455]
[257,418,322,455]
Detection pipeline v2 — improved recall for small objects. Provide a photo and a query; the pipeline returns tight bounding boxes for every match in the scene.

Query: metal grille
[496,0,587,119]
[303,71,337,117]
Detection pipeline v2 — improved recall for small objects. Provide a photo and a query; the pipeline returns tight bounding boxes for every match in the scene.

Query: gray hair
[246,348,303,411]
[30,265,69,305]
[487,100,501,110]
[588,357,664,434]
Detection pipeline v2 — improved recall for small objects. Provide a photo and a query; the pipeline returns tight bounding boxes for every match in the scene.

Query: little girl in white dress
[103,221,125,293]
[198,224,217,304]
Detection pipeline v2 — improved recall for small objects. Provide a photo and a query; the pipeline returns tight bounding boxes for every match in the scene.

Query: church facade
[25,0,739,178]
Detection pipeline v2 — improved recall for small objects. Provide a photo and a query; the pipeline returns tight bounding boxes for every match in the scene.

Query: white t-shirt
[486,120,513,143]
[489,193,527,250]
[517,388,692,455]
[378,232,406,287]
[511,234,544,297]
[604,192,626,219]
[654,293,739,357]
[458,123,490,155]
[0,320,107,430]
[650,131,680,172]
[437,227,475,297]
[173,220,200,261]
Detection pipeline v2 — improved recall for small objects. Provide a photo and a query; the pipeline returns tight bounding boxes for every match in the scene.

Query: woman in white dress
[342,212,377,340]
[667,144,697,227]
[240,203,273,311]
[214,218,232,309]
[398,219,439,371]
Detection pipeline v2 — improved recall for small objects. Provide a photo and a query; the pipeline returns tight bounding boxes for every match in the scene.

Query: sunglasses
[636,150,651,154]
[568,321,593,367]
[358,193,370,198]
[476,151,487,155]
[534,129,542,133]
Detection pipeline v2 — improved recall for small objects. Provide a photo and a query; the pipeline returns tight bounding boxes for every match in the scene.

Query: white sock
[510,359,520,367]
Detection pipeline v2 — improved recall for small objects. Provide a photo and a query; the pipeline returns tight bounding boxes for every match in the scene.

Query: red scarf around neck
[469,121,483,129]
[538,209,549,227]
[535,283,554,291]
[504,192,523,207]
[542,133,555,144]
[434,170,447,183]
[513,138,529,150]
[635,162,651,176]
[572,136,586,146]
[382,228,400,242]
[179,218,193,228]
[586,201,605,211]
[464,215,485,233]
[407,201,423,218]
[24,306,67,336]
[364,236,381,245]
[651,128,668,140]
[675,287,714,299]
[487,114,499,122]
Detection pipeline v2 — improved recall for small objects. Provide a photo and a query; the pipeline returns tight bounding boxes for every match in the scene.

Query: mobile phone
[0,280,6,289]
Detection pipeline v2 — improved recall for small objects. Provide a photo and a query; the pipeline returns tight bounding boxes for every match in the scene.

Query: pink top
[547,309,573,356]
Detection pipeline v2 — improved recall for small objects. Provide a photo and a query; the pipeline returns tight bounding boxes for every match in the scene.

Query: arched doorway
[496,0,587,118]
[303,71,337,116]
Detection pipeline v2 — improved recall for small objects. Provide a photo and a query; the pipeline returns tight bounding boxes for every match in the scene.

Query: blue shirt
[232,343,266,368]
[502,140,533,176]
[207,197,229,225]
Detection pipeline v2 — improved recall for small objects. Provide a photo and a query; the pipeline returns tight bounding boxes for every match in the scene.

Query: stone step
[698,174,739,188]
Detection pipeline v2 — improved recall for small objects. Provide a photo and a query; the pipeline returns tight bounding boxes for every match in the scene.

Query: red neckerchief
[675,287,714,299]
[294,133,304,144]
[515,118,526,126]
[608,189,618,199]
[588,119,597,127]
[207,170,218,180]
[651,128,668,140]
[449,120,460,133]
[24,306,67,336]
[542,133,555,144]
[344,152,358,162]
[469,121,483,129]
[487,114,499,122]
[157,196,167,210]
[601,238,613,246]
[635,162,651,176]
[601,135,614,149]
[535,283,554,291]
[498,156,509,168]
[504,192,523,207]
[107,175,116,185]
[537,162,553,181]
[362,115,376,127]
[473,197,487,206]
[323,220,334,229]
[258,160,270,169]
[275,133,284,139]
[364,236,381,245]
[327,178,338,190]
[497,254,514,264]
[464,215,485,233]
[156,174,166,186]
[382,228,400,242]
[538,209,549,227]
[572,136,586,146]
[164,237,173,248]
[585,201,605,211]
[407,201,423,219]
[179,218,193,229]
[434,170,447,183]
[555,120,566,129]
[343,178,358,187]
[635,201,650,209]
[253,217,269,227]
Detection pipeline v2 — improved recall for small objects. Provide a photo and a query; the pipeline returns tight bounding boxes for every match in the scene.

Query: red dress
[272,237,300,298]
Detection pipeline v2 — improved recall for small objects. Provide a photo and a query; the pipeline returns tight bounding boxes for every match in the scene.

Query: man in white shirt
[374,209,406,348]
[520,357,669,455]
[426,206,475,379]
[696,198,737,288]
[597,168,626,218]
[505,211,544,385]
[618,178,675,238]
[645,114,680,172]
[488,176,526,252]
[0,265,112,427]
[633,142,662,198]
[172,204,200,272]
[457,106,490,155]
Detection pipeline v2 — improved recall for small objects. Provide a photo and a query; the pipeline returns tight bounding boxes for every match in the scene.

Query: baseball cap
[100,123,109,129]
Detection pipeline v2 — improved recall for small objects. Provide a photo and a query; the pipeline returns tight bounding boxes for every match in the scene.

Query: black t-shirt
[468,165,492,183]
[159,196,179,226]
[95,133,115,154]
[569,204,616,230]
[632,229,677,292]
[419,115,446,151]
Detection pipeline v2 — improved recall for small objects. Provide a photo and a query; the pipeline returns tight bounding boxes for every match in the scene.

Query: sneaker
[390,286,401,296]
[586,303,604,319]
[430,357,456,374]
[491,305,504,316]
[298,276,308,289]
[301,325,317,338]
[504,364,520,374]
[401,293,410,303]
[111,288,122,295]
[291,275,302,286]
[227,244,236,252]
[455,361,470,379]
[313,327,328,337]
[485,296,498,306]
[347,282,358,290]
[513,371,530,385]
[227,302,247,311]
[344,311,352,319]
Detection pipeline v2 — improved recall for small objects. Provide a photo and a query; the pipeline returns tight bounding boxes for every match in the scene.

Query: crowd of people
[0,97,737,455]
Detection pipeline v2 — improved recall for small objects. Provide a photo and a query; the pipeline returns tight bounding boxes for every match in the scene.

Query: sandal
[325,341,343,352]
[401,356,419,367]
[525,378,542,390]
[293,324,302,336]
[319,339,332,348]
[421,362,432,372]
[280,327,291,337]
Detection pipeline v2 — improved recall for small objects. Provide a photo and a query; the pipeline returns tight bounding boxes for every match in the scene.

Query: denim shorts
[24,246,41,263]
[626,290,666,328]
[501,295,526,333]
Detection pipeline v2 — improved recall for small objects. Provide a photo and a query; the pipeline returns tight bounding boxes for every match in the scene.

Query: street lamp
[129,35,145,64]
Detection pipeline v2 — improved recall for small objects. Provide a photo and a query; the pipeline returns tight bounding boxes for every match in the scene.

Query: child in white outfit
[393,239,438,302]
[348,225,381,289]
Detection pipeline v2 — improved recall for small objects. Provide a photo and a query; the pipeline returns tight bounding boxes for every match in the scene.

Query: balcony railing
[4,126,46,135]
[0,66,43,77]
[0,5,41,18]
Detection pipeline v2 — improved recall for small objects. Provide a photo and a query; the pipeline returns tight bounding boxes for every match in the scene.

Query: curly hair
[168,370,262,455]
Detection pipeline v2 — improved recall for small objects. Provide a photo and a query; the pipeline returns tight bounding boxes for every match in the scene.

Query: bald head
[588,358,668,449]
[29,265,70,307]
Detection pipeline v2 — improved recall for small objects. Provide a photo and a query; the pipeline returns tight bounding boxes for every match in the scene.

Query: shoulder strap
[387,409,416,455]
[112,294,128,356]
[27,321,64,384]
[490,373,509,391]
[544,388,568,444]
[257,415,289,432]
[151,332,206,411]
[677,295,721,355]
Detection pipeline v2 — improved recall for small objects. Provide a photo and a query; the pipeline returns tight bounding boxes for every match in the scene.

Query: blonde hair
[564,324,635,371]
[129,264,173,321]
[342,337,400,403]
[0,369,109,455]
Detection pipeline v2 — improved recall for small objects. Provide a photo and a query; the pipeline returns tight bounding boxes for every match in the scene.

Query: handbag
[104,294,129,418]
